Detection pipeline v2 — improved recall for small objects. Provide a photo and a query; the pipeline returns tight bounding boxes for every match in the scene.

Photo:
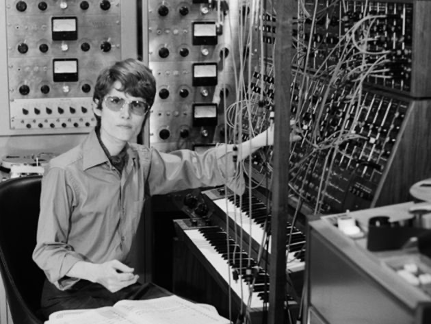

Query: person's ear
[93,99,101,117]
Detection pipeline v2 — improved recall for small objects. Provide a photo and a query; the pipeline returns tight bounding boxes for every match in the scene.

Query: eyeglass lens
[105,96,148,116]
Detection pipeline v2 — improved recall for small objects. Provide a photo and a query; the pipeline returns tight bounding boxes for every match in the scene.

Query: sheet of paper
[115,295,230,324]
[46,295,229,324]
[45,307,135,324]
[48,309,89,320]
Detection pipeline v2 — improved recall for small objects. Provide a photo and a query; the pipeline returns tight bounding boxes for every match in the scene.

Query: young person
[33,58,292,317]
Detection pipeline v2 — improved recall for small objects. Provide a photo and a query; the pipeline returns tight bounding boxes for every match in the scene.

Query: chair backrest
[0,175,44,324]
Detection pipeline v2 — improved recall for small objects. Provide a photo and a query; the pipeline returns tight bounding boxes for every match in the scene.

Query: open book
[45,295,230,324]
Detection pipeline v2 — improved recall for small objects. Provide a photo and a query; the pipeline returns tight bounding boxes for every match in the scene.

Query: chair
[0,176,45,324]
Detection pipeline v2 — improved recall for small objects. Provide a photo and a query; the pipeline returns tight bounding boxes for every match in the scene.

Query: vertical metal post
[269,0,293,322]
[136,0,154,284]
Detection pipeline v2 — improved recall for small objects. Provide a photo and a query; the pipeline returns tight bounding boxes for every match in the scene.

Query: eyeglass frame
[103,95,150,116]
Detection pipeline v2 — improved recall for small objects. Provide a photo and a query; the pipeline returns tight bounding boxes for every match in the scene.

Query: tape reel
[410,178,431,203]
[1,153,56,170]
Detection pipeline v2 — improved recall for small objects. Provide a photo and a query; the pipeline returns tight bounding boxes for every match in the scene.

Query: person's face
[93,81,147,145]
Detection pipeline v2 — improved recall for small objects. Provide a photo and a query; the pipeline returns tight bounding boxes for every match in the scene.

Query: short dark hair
[93,58,156,124]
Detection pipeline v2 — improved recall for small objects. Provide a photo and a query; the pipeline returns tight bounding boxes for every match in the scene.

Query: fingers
[123,274,139,284]
[110,260,138,281]
[289,120,302,142]
[109,274,139,292]
[96,260,139,292]
[290,133,302,142]
[110,260,138,282]
[118,272,139,282]
[110,260,134,273]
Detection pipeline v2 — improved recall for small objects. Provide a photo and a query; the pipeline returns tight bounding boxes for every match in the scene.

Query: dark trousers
[40,279,172,319]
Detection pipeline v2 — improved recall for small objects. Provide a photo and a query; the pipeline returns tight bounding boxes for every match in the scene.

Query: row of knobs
[17,41,113,54]
[20,83,227,99]
[183,193,209,217]
[25,121,92,129]
[22,106,88,115]
[16,0,111,11]
[20,80,228,99]
[19,83,91,96]
[158,5,190,17]
[159,128,189,140]
[158,47,189,58]
[158,87,229,100]
[157,4,215,16]
[159,126,225,140]
[157,47,229,59]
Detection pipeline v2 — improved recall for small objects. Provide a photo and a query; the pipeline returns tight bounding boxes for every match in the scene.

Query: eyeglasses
[104,96,150,116]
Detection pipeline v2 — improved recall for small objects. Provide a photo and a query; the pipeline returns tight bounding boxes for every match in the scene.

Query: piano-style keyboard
[184,227,271,309]
[180,224,299,323]
[210,193,306,272]
[172,189,305,323]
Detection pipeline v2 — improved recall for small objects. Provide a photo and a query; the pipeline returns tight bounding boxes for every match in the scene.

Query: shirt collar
[82,128,138,171]
[82,129,109,171]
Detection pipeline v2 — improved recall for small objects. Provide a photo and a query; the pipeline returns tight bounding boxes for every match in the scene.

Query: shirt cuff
[56,277,81,290]
[215,144,245,195]
[53,253,84,291]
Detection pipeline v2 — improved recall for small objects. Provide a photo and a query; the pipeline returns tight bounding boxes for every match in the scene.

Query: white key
[212,197,305,272]
[185,229,267,309]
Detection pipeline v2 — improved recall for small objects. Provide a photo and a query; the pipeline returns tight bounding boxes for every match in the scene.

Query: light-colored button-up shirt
[33,130,243,290]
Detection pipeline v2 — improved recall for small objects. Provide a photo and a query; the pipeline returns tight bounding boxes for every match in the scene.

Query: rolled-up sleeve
[32,167,84,290]
[148,144,244,196]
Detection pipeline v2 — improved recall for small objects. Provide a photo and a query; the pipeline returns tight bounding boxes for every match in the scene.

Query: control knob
[40,85,50,94]
[179,128,189,138]
[80,1,90,10]
[179,6,189,16]
[159,129,170,140]
[158,5,169,16]
[159,88,170,99]
[179,88,189,98]
[179,48,189,57]
[100,0,111,10]
[19,85,30,95]
[18,43,29,54]
[184,194,198,208]
[194,203,209,216]
[81,42,91,52]
[38,2,48,11]
[158,47,170,58]
[82,84,91,93]
[39,44,49,53]
[16,1,27,12]
[100,41,112,52]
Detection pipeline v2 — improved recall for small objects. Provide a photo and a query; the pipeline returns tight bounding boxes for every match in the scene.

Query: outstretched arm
[236,122,301,162]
